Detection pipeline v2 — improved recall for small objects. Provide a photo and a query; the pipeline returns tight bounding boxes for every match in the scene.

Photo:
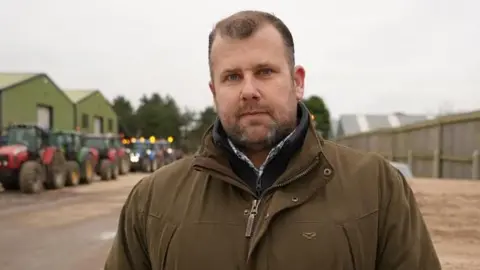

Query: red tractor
[106,134,131,175]
[83,134,119,180]
[0,124,67,193]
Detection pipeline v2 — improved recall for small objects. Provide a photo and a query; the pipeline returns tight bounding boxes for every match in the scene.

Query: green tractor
[50,131,99,186]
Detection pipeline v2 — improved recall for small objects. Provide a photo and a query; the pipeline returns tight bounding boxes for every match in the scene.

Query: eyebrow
[220,62,274,75]
[254,63,272,69]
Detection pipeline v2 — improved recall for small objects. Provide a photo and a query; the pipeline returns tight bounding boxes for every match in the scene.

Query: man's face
[209,24,305,151]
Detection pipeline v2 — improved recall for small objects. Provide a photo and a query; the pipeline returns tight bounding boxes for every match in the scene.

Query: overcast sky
[0,0,478,117]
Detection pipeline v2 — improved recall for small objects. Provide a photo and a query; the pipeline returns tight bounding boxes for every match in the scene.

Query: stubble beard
[226,115,296,152]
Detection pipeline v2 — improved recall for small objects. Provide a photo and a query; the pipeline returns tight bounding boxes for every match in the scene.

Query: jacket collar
[193,102,326,192]
[212,102,310,170]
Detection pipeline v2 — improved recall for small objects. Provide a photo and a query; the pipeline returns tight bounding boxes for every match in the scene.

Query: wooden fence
[335,110,480,180]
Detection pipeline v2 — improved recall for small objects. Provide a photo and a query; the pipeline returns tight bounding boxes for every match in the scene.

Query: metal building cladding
[64,89,118,134]
[0,73,74,131]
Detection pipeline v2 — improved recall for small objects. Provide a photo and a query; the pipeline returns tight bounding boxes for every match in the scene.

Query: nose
[240,74,260,101]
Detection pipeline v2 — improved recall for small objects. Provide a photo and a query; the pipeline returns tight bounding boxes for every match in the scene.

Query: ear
[293,65,305,101]
[209,81,216,97]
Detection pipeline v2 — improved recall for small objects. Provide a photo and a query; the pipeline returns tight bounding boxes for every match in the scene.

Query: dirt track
[0,174,479,269]
[0,173,148,270]
[410,178,480,270]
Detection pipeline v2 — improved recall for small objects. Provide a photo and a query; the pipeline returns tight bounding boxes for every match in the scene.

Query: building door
[37,105,52,130]
[93,116,103,134]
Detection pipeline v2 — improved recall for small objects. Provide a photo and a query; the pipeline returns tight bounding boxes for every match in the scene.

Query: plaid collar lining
[227,130,296,178]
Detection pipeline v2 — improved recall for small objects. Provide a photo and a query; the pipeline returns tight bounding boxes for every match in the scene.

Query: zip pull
[245,199,260,238]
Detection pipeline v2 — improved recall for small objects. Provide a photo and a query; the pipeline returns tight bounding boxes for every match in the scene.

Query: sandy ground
[0,173,148,270]
[410,178,480,270]
[0,174,479,269]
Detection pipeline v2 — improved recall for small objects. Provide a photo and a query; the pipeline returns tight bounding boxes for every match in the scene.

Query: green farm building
[0,72,74,131]
[64,89,118,134]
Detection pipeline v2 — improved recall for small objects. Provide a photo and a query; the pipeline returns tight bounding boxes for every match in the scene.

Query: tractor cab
[127,136,163,172]
[0,124,67,193]
[50,131,83,161]
[0,135,7,146]
[127,137,148,170]
[109,135,124,149]
[83,134,111,159]
[83,134,119,180]
[128,137,154,154]
[1,124,50,161]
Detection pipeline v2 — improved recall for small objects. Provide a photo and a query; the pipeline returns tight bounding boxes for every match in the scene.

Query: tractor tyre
[119,156,130,175]
[99,159,112,181]
[111,160,119,180]
[45,150,67,190]
[151,158,158,172]
[19,161,45,194]
[65,161,81,187]
[141,158,151,173]
[80,155,95,184]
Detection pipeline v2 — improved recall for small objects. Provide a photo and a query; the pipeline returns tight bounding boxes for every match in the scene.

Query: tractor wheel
[65,161,81,187]
[99,159,112,181]
[119,156,130,175]
[45,150,67,190]
[111,160,119,180]
[80,155,95,184]
[151,158,158,172]
[19,161,45,194]
[141,159,151,173]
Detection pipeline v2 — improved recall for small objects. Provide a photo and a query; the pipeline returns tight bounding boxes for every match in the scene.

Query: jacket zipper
[245,199,261,237]
[195,156,321,241]
[244,156,320,238]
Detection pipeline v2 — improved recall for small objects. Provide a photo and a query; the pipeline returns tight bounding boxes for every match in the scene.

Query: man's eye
[226,74,241,81]
[258,68,273,75]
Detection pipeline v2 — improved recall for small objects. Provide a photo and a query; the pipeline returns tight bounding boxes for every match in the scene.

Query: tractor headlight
[130,153,139,162]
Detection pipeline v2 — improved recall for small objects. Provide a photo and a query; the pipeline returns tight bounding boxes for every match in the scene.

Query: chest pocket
[165,222,246,270]
[264,210,378,270]
[147,202,250,270]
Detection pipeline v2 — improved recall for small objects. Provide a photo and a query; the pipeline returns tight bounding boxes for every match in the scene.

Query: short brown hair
[208,10,295,70]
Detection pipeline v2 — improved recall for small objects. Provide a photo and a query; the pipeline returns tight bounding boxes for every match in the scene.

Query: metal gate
[93,117,103,134]
[37,105,51,129]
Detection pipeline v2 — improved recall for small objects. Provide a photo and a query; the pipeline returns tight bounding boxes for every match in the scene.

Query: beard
[224,110,297,152]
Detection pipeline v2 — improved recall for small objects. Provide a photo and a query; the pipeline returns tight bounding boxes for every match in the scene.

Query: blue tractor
[125,136,164,172]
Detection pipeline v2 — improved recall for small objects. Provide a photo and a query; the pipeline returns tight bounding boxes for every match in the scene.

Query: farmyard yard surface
[0,175,479,269]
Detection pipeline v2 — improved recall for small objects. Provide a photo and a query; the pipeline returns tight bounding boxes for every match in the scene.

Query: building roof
[0,72,39,90]
[336,113,434,137]
[64,89,97,103]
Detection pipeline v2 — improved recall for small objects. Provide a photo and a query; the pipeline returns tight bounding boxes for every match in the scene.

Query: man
[105,10,441,270]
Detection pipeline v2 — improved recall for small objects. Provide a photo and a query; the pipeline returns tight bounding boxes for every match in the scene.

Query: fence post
[407,150,413,171]
[432,149,440,178]
[473,150,479,180]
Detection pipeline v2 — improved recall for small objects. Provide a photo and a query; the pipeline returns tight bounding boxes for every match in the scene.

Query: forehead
[210,25,288,71]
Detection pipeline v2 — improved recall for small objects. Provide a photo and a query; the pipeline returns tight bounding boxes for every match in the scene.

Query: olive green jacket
[105,123,441,270]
